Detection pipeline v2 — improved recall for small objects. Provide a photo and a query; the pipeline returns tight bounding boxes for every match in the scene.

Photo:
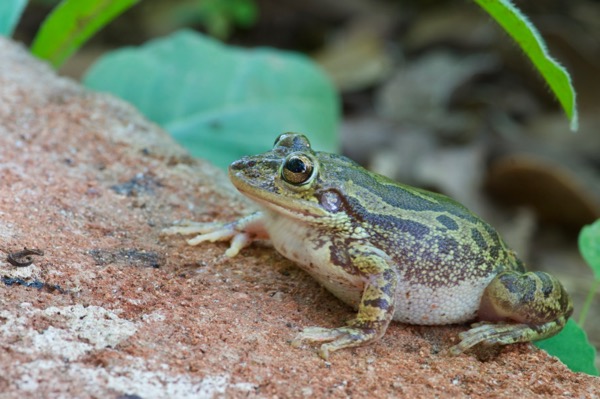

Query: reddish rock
[0,37,598,398]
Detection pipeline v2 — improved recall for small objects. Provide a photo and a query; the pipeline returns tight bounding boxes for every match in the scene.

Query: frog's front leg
[450,270,573,355]
[162,212,268,257]
[292,245,398,359]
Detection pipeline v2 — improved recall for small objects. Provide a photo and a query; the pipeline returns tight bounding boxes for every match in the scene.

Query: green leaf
[579,219,600,280]
[474,0,578,131]
[0,0,28,37]
[31,0,139,68]
[578,219,600,327]
[83,30,339,169]
[535,319,598,375]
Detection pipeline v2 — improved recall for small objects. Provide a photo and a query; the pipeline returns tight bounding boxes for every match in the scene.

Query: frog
[164,133,573,359]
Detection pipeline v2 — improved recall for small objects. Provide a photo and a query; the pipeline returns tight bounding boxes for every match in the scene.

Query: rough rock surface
[0,37,598,398]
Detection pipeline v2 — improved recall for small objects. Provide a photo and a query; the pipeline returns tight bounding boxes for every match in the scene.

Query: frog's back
[327,157,519,270]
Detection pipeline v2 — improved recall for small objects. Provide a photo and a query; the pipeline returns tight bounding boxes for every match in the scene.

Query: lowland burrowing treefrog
[164,133,573,359]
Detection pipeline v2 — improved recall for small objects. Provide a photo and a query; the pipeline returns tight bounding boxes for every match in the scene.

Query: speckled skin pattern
[167,133,573,358]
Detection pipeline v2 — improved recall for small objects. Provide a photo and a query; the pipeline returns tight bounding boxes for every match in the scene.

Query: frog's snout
[229,156,271,182]
[229,157,255,171]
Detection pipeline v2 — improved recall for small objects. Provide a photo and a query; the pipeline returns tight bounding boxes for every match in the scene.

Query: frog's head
[229,133,359,225]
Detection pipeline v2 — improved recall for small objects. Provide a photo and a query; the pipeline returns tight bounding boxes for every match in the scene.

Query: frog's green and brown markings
[164,133,573,359]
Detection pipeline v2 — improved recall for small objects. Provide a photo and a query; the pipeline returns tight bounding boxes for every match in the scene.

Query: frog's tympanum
[165,133,572,359]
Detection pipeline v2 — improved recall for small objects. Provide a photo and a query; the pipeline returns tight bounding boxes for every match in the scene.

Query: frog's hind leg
[449,270,573,355]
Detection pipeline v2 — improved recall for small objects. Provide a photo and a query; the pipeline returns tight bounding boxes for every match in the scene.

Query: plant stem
[578,279,600,327]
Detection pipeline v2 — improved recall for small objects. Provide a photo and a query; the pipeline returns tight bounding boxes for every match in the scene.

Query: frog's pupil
[287,157,306,173]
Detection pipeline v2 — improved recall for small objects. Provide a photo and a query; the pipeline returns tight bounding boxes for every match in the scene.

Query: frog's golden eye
[281,153,314,185]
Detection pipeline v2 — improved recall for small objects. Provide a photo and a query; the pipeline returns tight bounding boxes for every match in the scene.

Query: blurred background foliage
[12,0,600,369]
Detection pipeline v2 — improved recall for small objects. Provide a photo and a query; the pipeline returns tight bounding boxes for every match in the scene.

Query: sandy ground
[0,37,598,398]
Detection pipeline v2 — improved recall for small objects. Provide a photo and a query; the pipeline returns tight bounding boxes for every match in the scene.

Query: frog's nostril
[229,158,258,173]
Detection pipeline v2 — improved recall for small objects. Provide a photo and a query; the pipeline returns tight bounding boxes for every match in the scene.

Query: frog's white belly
[264,212,493,325]
[391,277,492,325]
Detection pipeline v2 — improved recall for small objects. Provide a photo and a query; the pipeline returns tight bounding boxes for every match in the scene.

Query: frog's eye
[281,153,315,185]
[274,133,311,150]
[274,133,290,147]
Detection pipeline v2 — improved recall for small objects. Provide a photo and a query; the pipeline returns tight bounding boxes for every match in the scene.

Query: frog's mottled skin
[164,133,573,359]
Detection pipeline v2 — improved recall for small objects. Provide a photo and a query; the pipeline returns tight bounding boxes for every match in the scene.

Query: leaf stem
[578,279,600,327]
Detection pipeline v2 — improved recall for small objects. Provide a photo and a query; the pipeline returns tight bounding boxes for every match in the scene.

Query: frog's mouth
[229,166,327,221]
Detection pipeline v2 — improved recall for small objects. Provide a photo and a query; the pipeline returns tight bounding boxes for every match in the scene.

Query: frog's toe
[292,326,379,359]
[186,228,235,245]
[449,322,520,355]
[292,327,345,345]
[162,221,225,237]
[449,317,567,355]
[162,220,251,256]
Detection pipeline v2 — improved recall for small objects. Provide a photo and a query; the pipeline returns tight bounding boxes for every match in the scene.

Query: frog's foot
[448,316,568,355]
[291,324,383,360]
[162,220,245,256]
[449,270,573,355]
[161,212,267,257]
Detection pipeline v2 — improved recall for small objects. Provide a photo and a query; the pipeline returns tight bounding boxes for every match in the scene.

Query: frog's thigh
[450,270,573,354]
[293,245,398,359]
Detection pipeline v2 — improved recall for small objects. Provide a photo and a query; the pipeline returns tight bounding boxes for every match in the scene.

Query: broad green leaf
[474,0,578,131]
[535,319,598,375]
[579,219,600,280]
[0,0,27,37]
[31,0,139,68]
[83,30,339,168]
